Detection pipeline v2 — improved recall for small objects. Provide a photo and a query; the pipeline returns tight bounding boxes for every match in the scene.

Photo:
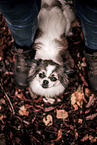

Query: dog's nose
[42,80,49,88]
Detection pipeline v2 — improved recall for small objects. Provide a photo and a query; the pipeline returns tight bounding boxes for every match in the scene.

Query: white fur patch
[46,65,55,77]
[35,0,75,64]
[35,6,66,64]
[30,77,65,98]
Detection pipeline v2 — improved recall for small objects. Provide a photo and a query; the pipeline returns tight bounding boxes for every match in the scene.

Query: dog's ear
[27,59,42,67]
[60,72,69,88]
[28,59,42,81]
[64,64,76,76]
[58,64,75,88]
[58,65,69,88]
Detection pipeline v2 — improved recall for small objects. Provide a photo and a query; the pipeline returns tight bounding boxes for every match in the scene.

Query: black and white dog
[28,0,75,99]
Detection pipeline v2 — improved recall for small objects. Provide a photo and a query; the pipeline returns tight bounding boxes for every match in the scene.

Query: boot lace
[16,49,28,72]
[86,53,97,75]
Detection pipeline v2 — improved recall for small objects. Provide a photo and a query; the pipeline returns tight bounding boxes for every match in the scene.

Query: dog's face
[28,59,74,98]
[36,64,61,89]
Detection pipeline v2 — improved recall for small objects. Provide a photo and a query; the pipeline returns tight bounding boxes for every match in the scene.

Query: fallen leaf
[17,125,22,130]
[81,134,97,143]
[56,109,68,119]
[75,130,78,140]
[43,97,55,104]
[85,88,91,97]
[86,94,96,108]
[19,105,29,116]
[77,61,86,69]
[44,106,55,112]
[89,135,94,143]
[78,119,82,124]
[0,115,3,121]
[86,113,97,120]
[81,134,89,142]
[89,135,97,143]
[23,120,30,125]
[71,93,78,110]
[0,56,2,61]
[43,115,53,126]
[0,98,5,104]
[85,109,90,114]
[54,129,62,141]
[71,86,87,110]
[15,90,23,99]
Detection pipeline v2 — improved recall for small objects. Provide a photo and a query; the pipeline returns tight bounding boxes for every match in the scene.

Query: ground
[0,5,97,145]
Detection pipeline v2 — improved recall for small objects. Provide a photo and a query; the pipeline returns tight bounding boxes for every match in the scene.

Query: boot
[14,43,35,89]
[85,51,97,91]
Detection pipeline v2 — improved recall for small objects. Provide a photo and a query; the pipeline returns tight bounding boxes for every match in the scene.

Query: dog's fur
[29,0,75,98]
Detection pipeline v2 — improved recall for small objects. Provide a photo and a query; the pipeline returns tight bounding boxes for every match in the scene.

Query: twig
[75,65,88,86]
[1,85,15,115]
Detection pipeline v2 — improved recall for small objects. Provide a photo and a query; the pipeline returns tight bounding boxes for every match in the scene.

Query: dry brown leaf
[0,98,5,104]
[23,120,30,125]
[78,119,82,124]
[0,115,3,121]
[86,113,97,120]
[85,109,90,114]
[43,115,53,126]
[54,129,62,141]
[43,97,55,104]
[56,109,68,119]
[75,130,78,140]
[50,143,54,145]
[71,93,78,110]
[85,88,91,97]
[0,114,4,123]
[77,61,86,69]
[81,134,97,143]
[15,90,23,99]
[86,94,96,108]
[44,106,55,112]
[71,86,87,110]
[89,135,94,143]
[89,135,97,143]
[0,56,2,61]
[19,105,29,116]
[81,134,89,142]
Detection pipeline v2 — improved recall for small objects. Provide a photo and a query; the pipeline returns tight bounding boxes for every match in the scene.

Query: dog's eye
[39,72,46,78]
[50,75,57,81]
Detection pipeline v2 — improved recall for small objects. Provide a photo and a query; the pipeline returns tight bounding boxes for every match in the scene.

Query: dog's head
[28,59,74,97]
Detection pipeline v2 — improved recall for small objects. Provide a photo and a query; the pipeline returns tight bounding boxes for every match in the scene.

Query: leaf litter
[0,7,97,145]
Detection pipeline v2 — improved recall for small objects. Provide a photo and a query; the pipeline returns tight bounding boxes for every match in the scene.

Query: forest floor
[0,4,97,145]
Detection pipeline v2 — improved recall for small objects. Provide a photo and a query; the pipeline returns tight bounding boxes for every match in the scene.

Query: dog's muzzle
[42,80,49,88]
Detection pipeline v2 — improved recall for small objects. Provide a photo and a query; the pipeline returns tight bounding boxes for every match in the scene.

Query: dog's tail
[41,0,55,6]
[41,0,67,7]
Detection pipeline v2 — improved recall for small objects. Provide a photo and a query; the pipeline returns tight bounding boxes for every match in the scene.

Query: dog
[28,0,75,100]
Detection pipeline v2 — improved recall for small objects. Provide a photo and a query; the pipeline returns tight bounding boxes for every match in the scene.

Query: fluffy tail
[41,0,75,36]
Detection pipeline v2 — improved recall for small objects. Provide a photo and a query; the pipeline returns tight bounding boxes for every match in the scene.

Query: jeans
[0,0,41,46]
[73,0,97,50]
[1,0,97,50]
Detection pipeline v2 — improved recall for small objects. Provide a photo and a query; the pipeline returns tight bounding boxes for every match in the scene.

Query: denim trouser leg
[0,0,41,46]
[73,0,97,50]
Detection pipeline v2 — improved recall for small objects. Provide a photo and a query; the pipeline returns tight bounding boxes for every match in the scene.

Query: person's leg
[73,0,97,50]
[73,0,97,91]
[0,0,41,46]
[0,0,41,88]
